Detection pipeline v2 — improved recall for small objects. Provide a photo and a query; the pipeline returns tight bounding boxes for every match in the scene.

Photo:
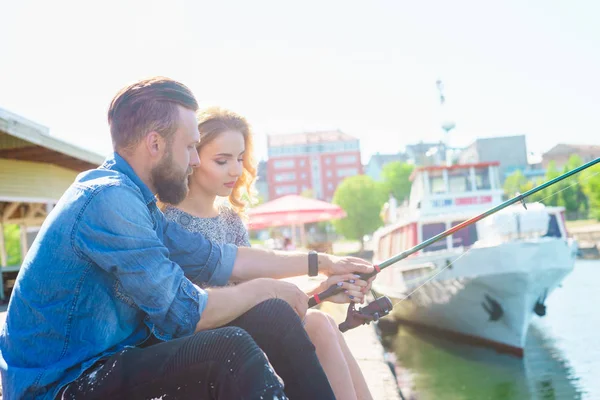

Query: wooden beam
[20,223,28,262]
[3,217,46,226]
[25,203,45,219]
[1,202,21,223]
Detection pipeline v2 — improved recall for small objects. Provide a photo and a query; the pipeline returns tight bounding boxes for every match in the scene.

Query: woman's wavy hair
[196,107,258,216]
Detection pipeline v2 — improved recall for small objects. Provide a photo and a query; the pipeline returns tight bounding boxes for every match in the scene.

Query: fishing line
[385,167,600,310]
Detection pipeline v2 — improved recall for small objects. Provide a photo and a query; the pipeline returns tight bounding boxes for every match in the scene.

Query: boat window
[422,223,447,252]
[429,170,446,194]
[448,168,472,193]
[543,214,562,238]
[474,168,491,190]
[451,221,478,247]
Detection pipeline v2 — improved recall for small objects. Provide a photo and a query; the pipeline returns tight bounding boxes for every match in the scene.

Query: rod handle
[307,267,381,307]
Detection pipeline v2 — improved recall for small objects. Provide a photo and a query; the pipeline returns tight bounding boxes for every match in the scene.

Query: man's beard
[151,149,192,205]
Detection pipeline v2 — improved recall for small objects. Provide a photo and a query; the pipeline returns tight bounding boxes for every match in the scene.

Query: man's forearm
[195,280,271,331]
[230,247,322,282]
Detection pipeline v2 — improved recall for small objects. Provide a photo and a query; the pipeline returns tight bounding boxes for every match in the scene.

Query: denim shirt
[0,152,237,399]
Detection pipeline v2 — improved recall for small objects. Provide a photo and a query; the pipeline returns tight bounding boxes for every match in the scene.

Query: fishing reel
[338,296,393,332]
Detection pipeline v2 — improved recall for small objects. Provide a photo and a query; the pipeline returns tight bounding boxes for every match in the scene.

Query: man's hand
[196,278,309,332]
[260,278,309,319]
[307,273,375,304]
[318,254,374,277]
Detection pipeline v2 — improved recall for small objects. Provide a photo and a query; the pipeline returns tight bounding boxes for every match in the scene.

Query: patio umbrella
[247,194,347,247]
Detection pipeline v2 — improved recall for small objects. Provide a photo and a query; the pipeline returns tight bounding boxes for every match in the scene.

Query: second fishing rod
[308,156,600,308]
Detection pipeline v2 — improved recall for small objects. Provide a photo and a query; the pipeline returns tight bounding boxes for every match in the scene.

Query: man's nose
[190,151,201,168]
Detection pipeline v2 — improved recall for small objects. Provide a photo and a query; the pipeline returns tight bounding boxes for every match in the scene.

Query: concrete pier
[0,284,404,399]
[319,301,403,400]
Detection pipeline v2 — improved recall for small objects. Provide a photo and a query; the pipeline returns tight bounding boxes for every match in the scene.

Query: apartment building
[266,130,362,201]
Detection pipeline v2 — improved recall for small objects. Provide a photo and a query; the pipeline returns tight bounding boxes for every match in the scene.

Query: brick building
[266,130,362,201]
[254,160,269,202]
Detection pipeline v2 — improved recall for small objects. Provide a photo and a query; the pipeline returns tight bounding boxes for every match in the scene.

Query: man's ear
[145,131,165,158]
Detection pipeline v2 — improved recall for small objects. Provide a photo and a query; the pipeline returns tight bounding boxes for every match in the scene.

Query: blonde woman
[162,107,373,400]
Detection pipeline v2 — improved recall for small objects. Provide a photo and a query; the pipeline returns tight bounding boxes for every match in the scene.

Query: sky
[1,0,599,165]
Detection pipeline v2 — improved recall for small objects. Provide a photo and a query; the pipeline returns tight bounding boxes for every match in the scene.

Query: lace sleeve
[224,208,251,247]
[237,227,251,247]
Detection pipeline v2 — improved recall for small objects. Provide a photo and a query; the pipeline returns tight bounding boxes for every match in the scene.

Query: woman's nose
[230,161,243,176]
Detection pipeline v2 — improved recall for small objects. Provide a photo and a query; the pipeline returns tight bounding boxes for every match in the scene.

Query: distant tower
[436,79,455,166]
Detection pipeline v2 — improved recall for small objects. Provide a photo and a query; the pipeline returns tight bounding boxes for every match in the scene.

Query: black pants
[59,299,335,399]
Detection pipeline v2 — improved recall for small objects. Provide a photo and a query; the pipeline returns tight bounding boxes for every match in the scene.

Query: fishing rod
[308,156,600,332]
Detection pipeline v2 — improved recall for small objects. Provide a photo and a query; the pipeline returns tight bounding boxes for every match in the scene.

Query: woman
[162,107,373,400]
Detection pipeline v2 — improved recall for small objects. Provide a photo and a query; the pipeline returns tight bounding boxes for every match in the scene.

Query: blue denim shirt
[0,152,237,399]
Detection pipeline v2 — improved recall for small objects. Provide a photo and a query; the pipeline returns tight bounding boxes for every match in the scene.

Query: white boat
[371,161,577,356]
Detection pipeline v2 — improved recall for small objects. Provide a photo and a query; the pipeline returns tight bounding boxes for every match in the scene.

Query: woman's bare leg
[303,309,358,400]
[326,313,374,400]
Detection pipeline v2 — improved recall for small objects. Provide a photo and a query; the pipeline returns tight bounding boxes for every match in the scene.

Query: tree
[4,224,22,266]
[530,161,560,206]
[381,162,414,203]
[559,155,588,214]
[503,157,590,217]
[584,173,600,220]
[332,175,387,251]
[503,170,527,198]
[582,163,600,220]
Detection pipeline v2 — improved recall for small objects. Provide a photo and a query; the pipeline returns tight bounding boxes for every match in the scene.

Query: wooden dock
[569,223,600,258]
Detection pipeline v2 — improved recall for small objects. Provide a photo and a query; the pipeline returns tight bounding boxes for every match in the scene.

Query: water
[381,260,600,400]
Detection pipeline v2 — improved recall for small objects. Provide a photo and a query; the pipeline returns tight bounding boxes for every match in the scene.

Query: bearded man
[0,77,373,399]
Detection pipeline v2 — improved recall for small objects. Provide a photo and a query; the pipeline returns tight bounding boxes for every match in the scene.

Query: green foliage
[332,175,387,248]
[3,224,22,266]
[532,161,560,206]
[381,162,415,203]
[503,170,528,198]
[503,157,590,214]
[582,163,600,220]
[559,155,587,213]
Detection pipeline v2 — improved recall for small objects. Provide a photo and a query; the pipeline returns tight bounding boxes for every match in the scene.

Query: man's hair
[107,76,199,151]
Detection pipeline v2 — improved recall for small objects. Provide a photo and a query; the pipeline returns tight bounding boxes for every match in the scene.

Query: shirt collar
[101,152,157,205]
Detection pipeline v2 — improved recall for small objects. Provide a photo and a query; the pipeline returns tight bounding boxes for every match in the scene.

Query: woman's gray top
[163,205,251,247]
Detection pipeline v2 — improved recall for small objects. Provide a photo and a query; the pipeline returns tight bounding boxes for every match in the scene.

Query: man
[0,77,373,399]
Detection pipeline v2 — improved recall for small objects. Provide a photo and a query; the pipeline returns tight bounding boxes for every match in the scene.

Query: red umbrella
[247,194,346,231]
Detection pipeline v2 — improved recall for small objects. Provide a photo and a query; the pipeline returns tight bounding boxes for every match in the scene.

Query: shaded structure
[0,108,104,300]
[247,194,346,248]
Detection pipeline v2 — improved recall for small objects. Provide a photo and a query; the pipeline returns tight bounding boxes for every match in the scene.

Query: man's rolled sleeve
[206,243,237,286]
[192,283,209,316]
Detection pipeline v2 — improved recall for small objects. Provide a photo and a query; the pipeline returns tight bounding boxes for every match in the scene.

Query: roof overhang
[0,108,105,172]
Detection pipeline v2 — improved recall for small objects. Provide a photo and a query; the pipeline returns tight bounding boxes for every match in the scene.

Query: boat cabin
[375,162,568,261]
[407,162,504,215]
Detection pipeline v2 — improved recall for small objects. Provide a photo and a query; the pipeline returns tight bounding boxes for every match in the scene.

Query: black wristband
[308,251,318,277]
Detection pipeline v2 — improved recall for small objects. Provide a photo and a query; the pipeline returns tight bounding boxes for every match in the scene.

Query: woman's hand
[306,273,374,304]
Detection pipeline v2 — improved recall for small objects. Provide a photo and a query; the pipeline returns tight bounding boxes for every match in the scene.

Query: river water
[381,259,600,400]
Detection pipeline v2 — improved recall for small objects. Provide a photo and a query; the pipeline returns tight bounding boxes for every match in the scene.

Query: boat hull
[372,238,576,356]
